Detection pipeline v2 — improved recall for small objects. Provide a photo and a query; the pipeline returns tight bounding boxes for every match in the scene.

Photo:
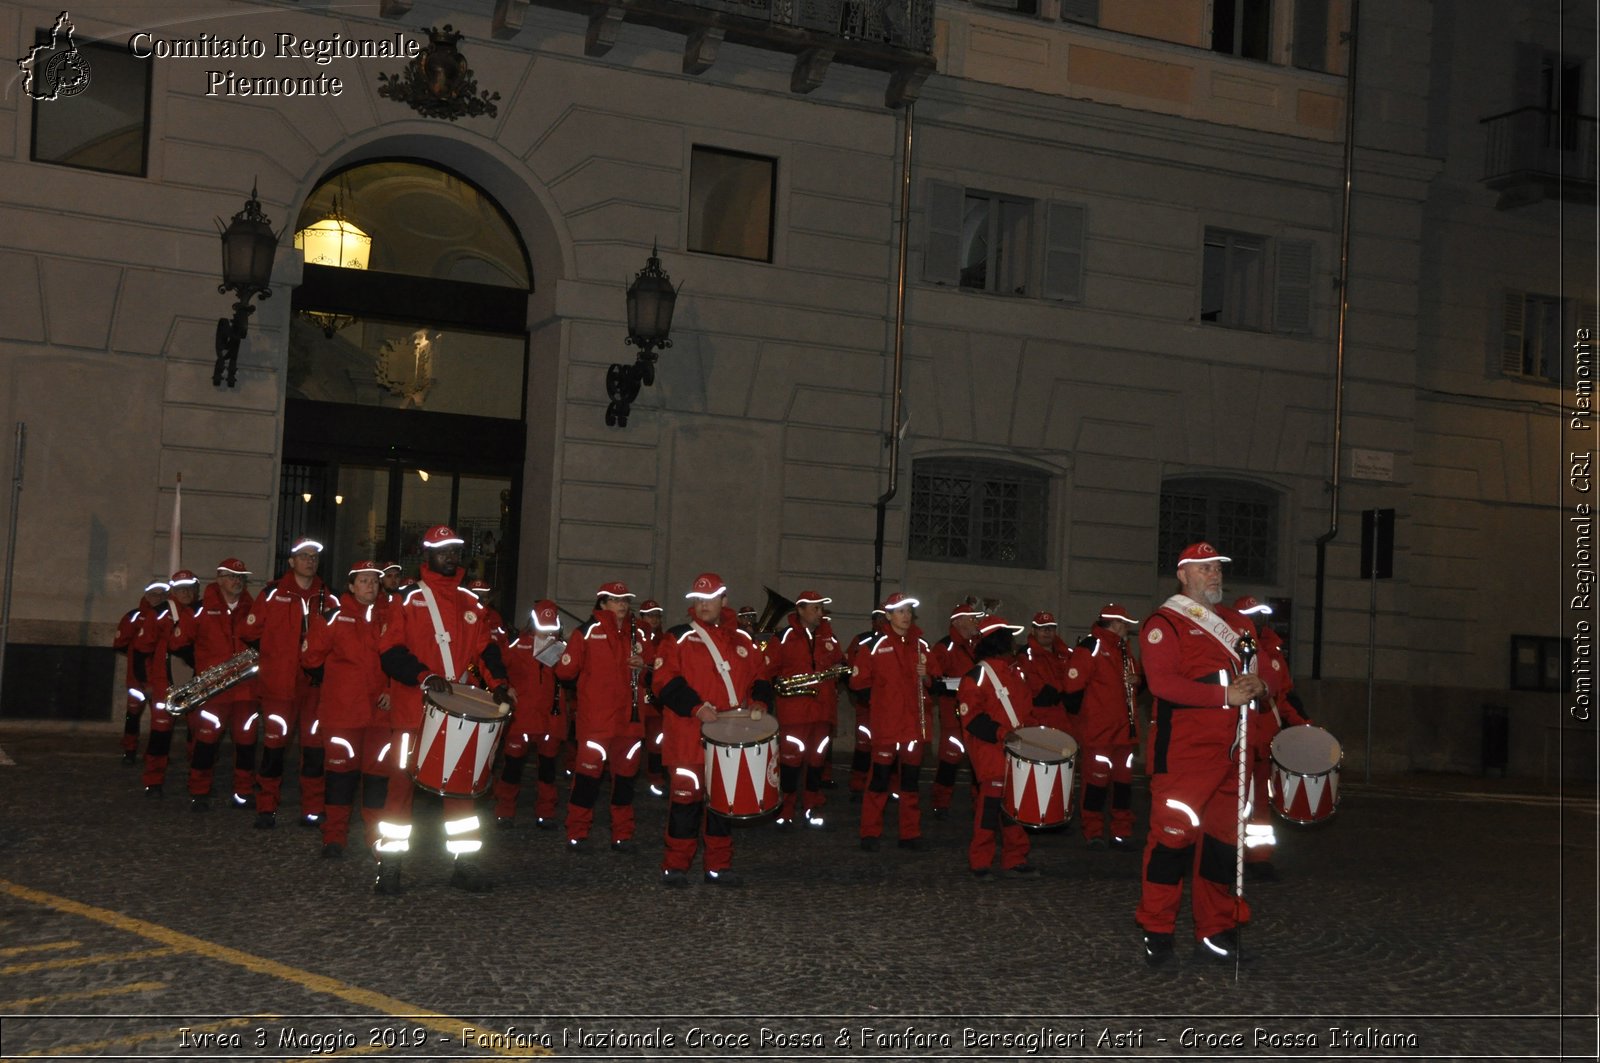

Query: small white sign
[1351,448,1394,482]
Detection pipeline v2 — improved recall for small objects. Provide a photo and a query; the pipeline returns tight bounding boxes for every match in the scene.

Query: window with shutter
[1273,238,1314,334]
[1043,201,1087,302]
[1500,290,1527,375]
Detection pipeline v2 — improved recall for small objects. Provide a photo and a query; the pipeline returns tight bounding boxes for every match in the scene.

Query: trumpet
[166,648,259,717]
[773,663,854,697]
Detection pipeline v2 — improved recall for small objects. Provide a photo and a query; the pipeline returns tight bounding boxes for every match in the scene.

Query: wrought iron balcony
[479,0,935,106]
[1481,106,1597,208]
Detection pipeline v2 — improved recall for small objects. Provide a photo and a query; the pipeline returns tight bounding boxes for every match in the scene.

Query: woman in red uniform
[848,592,931,852]
[956,615,1045,879]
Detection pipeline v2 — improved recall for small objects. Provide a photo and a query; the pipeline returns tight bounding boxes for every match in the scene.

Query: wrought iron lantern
[214,183,281,388]
[607,245,680,427]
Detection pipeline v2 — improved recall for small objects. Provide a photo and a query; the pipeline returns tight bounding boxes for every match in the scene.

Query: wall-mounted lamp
[606,244,679,428]
[294,192,370,337]
[214,182,282,388]
[302,492,313,503]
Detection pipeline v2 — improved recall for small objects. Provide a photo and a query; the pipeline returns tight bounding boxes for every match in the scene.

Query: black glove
[492,685,513,707]
[422,674,451,696]
[302,665,324,688]
[1077,635,1096,650]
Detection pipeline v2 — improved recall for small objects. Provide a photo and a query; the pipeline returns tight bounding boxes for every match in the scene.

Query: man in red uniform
[180,559,259,812]
[1135,542,1271,967]
[771,590,845,830]
[376,525,513,894]
[1020,612,1074,736]
[927,602,983,818]
[466,580,510,655]
[554,581,647,852]
[844,611,886,799]
[114,580,169,763]
[301,561,388,859]
[849,592,931,851]
[651,572,774,887]
[956,614,1046,879]
[1068,604,1145,851]
[140,571,198,796]
[496,600,566,829]
[1233,596,1312,880]
[636,599,668,797]
[242,537,338,829]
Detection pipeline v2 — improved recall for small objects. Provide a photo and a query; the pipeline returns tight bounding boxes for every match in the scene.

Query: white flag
[167,474,182,576]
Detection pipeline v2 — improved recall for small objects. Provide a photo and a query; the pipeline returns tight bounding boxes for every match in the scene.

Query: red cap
[1177,541,1230,567]
[950,601,984,619]
[381,561,402,574]
[289,537,323,555]
[794,589,832,605]
[638,599,663,614]
[422,525,464,549]
[686,573,727,600]
[530,600,562,632]
[977,615,1024,636]
[882,592,920,611]
[217,558,251,576]
[169,570,198,587]
[597,580,635,599]
[467,579,492,594]
[1234,596,1272,616]
[737,605,757,616]
[1031,611,1057,627]
[1099,603,1139,625]
[348,560,384,576]
[143,580,170,594]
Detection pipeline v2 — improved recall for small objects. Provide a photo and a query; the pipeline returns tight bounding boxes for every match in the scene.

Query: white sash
[1159,594,1241,665]
[979,661,1022,729]
[690,621,742,708]
[415,584,458,681]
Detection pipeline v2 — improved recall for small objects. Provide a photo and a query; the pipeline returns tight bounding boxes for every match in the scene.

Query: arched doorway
[278,160,533,620]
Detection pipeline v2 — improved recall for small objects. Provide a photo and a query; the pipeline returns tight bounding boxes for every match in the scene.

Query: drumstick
[1012,734,1073,761]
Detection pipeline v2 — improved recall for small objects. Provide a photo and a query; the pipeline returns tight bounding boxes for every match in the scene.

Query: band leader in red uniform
[771,590,844,829]
[650,572,774,887]
[1068,604,1145,850]
[496,600,566,829]
[956,614,1043,879]
[849,592,932,852]
[1135,542,1270,967]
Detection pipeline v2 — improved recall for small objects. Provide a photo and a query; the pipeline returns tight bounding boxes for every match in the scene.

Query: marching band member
[496,600,566,829]
[848,592,931,852]
[1067,604,1145,851]
[955,615,1041,879]
[927,602,983,818]
[114,580,167,764]
[1135,542,1271,967]
[554,581,647,853]
[771,590,845,830]
[1232,596,1311,881]
[140,571,198,796]
[1021,612,1075,736]
[845,610,886,799]
[241,537,338,829]
[376,525,513,894]
[636,599,668,797]
[466,579,510,655]
[651,572,774,887]
[300,561,388,859]
[177,558,259,812]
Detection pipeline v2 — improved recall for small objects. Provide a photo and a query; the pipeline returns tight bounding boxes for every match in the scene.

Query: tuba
[166,648,260,717]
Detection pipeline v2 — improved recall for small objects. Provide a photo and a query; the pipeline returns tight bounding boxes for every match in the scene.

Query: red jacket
[114,601,161,694]
[1019,633,1075,731]
[652,608,773,765]
[301,599,387,730]
[956,655,1042,751]
[554,609,644,740]
[1065,623,1144,747]
[503,630,564,741]
[772,613,845,726]
[187,583,257,705]
[378,567,504,731]
[242,572,338,700]
[927,627,977,706]
[1141,601,1267,773]
[849,625,931,746]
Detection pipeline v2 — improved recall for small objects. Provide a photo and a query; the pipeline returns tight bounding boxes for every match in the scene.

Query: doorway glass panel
[331,465,390,577]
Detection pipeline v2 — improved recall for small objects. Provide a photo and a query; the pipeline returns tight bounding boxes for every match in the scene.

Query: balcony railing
[697,0,934,53]
[1482,106,1597,206]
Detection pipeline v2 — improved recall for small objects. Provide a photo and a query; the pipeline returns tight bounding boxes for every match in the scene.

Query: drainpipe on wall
[873,103,916,609]
[1312,0,1360,680]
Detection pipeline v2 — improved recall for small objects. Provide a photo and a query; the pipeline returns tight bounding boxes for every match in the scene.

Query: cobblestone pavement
[0,728,1594,1060]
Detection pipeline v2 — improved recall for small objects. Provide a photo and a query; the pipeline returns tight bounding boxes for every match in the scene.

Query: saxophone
[166,648,260,717]
[772,662,855,697]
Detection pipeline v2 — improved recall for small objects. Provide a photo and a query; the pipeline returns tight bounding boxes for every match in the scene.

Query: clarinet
[916,646,929,742]
[1120,638,1138,741]
[629,616,642,724]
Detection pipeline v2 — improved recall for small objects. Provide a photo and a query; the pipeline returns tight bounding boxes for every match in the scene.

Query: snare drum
[1003,725,1078,828]
[702,711,781,819]
[411,685,512,798]
[1269,724,1342,824]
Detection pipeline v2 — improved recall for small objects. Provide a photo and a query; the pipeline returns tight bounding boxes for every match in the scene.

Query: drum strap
[979,661,1022,729]
[690,622,741,708]
[415,584,459,682]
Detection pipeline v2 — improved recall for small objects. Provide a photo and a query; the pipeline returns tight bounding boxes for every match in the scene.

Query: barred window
[910,459,1048,568]
[1158,477,1279,582]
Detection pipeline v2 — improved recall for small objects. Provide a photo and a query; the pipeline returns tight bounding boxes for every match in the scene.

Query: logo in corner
[19,12,92,102]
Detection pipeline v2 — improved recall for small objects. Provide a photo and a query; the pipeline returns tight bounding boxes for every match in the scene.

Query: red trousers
[969,739,1028,870]
[320,723,389,848]
[141,703,176,788]
[1079,742,1136,841]
[930,696,967,812]
[188,700,258,800]
[778,720,830,821]
[374,728,482,858]
[493,727,563,821]
[662,761,732,874]
[256,684,324,815]
[1135,760,1251,940]
[860,740,923,841]
[567,734,642,843]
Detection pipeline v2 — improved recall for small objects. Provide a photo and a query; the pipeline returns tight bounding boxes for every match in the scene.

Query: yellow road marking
[0,979,167,1010]
[15,1015,267,1057]
[0,947,177,976]
[0,942,78,959]
[0,880,547,1057]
